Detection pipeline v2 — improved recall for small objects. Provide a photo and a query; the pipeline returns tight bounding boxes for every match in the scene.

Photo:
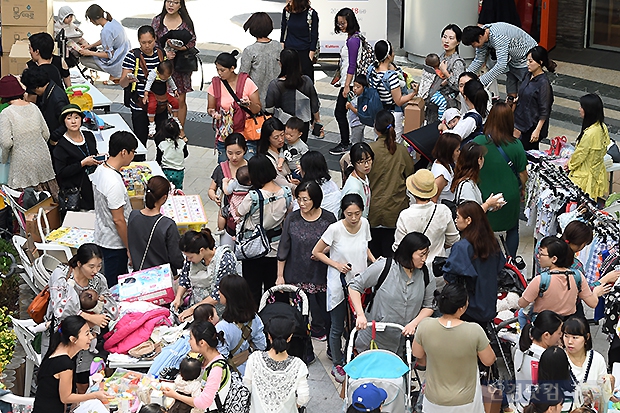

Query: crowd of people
[2,1,619,412]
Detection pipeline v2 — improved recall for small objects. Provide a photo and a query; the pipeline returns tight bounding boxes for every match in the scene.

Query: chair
[9,316,42,397]
[32,254,63,292]
[0,392,35,410]
[11,235,39,294]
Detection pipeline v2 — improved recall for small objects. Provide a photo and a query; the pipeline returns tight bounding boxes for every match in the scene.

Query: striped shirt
[467,22,538,87]
[121,48,164,111]
[367,66,400,106]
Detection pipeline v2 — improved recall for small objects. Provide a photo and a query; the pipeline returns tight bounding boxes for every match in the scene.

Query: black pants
[369,227,396,260]
[334,88,350,146]
[242,256,277,310]
[308,290,331,339]
[297,49,314,82]
[131,108,167,147]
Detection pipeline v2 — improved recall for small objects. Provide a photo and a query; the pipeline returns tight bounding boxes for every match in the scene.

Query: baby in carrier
[79,289,105,353]
[418,53,449,120]
[143,60,181,137]
[218,165,251,236]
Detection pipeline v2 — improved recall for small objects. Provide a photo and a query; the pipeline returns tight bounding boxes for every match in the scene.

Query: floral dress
[151,16,196,94]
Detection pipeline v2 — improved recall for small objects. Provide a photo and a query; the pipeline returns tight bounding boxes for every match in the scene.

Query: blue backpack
[538,269,582,297]
[356,67,393,127]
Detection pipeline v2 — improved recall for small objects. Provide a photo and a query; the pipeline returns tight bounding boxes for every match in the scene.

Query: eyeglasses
[355,158,372,166]
[337,22,346,27]
[166,0,181,5]
[297,197,311,204]
[537,251,549,257]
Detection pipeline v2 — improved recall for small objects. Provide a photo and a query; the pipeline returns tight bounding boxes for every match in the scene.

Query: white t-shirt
[568,350,607,385]
[91,164,132,249]
[430,161,454,203]
[322,218,372,311]
[451,109,480,140]
[514,343,545,412]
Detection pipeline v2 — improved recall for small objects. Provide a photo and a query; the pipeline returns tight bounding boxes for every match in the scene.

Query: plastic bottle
[90,356,106,376]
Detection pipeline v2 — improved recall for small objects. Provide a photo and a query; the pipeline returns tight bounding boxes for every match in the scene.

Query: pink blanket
[104,308,170,354]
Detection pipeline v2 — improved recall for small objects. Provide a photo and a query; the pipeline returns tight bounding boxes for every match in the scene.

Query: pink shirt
[193,355,224,410]
[207,77,258,111]
[522,272,593,316]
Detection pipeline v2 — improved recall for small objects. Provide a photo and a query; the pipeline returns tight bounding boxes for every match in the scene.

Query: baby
[143,60,181,137]
[418,53,448,119]
[54,6,89,55]
[441,108,461,130]
[79,289,104,353]
[168,357,203,413]
[219,165,252,234]
[278,117,309,181]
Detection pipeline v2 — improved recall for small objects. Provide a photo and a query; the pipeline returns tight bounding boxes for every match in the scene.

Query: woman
[280,0,318,81]
[0,75,57,199]
[567,93,610,199]
[514,310,564,411]
[367,110,414,258]
[207,51,261,162]
[53,104,101,210]
[393,170,459,271]
[368,40,414,139]
[412,283,496,413]
[265,48,321,142]
[443,201,505,323]
[313,194,373,383]
[33,316,110,413]
[538,346,577,412]
[430,132,461,203]
[236,153,292,306]
[514,46,556,151]
[215,274,267,375]
[297,151,341,217]
[174,229,237,320]
[341,142,374,218]
[522,383,565,413]
[127,176,184,274]
[163,321,230,411]
[330,8,362,156]
[474,102,528,257]
[562,317,609,385]
[240,12,282,108]
[349,232,435,353]
[45,244,119,393]
[119,26,166,146]
[257,117,293,189]
[209,133,248,245]
[244,315,310,412]
[437,24,465,108]
[451,141,503,212]
[444,79,489,143]
[152,0,196,136]
[79,5,130,80]
[277,180,337,343]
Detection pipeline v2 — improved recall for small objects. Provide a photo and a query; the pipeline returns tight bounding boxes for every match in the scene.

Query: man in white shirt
[91,131,137,287]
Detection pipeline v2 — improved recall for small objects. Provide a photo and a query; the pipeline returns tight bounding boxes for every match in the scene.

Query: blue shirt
[215,314,267,375]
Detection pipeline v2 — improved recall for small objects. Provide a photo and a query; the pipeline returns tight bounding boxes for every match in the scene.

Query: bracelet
[592,281,601,287]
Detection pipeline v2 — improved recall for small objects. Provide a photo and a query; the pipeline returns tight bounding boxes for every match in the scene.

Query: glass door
[590,0,620,50]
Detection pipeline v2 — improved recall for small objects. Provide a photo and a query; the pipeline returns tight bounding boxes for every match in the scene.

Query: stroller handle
[345,322,412,366]
[258,284,309,316]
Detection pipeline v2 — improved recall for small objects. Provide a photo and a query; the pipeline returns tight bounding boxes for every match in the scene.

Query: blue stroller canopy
[344,350,409,380]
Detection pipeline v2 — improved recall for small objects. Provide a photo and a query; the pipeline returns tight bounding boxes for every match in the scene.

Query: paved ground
[49,0,620,408]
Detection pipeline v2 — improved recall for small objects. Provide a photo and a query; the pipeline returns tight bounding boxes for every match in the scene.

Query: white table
[69,67,113,113]
[86,114,147,159]
[606,163,620,193]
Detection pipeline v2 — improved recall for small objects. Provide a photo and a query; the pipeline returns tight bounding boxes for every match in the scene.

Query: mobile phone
[94,155,106,161]
[312,123,323,136]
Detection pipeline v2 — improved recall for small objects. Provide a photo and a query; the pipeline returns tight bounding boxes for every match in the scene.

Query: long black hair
[299,151,332,184]
[577,93,605,144]
[178,229,216,254]
[191,321,225,348]
[43,315,88,362]
[519,310,563,352]
[278,49,304,90]
[219,274,256,323]
[463,79,489,118]
[156,0,195,32]
[334,8,360,35]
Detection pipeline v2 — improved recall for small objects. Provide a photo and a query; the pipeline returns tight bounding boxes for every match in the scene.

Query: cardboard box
[129,195,145,211]
[1,0,53,26]
[404,97,426,134]
[24,197,61,243]
[1,19,53,54]
[0,52,28,76]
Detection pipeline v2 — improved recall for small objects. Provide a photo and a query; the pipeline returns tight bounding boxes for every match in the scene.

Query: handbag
[59,187,81,212]
[235,190,270,260]
[221,79,267,141]
[174,47,200,73]
[432,256,447,278]
[28,285,50,323]
[139,215,164,271]
[481,367,503,413]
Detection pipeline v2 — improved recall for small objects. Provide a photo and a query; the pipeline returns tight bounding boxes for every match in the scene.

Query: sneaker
[148,122,156,137]
[306,353,317,365]
[331,365,346,383]
[312,333,327,341]
[329,143,350,156]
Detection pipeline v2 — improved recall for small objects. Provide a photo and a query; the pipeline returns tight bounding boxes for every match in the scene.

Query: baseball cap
[351,383,388,411]
[442,108,461,124]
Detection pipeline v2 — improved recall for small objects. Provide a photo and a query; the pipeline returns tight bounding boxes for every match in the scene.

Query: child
[139,404,165,413]
[518,236,610,319]
[345,75,368,145]
[79,289,104,353]
[192,303,219,325]
[168,357,203,413]
[143,60,180,137]
[346,383,388,413]
[155,119,188,190]
[418,53,448,119]
[441,108,461,130]
[54,6,89,55]
[218,165,251,235]
[278,117,309,181]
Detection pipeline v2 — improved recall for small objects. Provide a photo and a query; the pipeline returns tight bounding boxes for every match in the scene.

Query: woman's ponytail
[105,11,113,21]
[144,176,170,210]
[519,323,534,352]
[374,110,397,155]
[43,316,87,363]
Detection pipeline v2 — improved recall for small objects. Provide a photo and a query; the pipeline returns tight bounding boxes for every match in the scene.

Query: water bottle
[89,357,106,388]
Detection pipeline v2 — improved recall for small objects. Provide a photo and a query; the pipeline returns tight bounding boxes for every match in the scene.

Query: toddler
[192,303,219,324]
[155,119,188,189]
[54,6,89,55]
[79,289,104,353]
[143,60,180,137]
[345,75,367,145]
[168,357,203,413]
[418,53,448,119]
[441,108,461,130]
[278,117,309,181]
[218,165,251,234]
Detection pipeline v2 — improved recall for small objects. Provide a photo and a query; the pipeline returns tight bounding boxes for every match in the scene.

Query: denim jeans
[329,300,347,366]
[505,224,519,258]
[100,247,128,287]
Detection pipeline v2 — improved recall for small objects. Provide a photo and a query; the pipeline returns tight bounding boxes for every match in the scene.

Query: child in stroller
[54,7,89,59]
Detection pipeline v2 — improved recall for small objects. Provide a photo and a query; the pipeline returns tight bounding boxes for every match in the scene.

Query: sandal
[102,77,120,85]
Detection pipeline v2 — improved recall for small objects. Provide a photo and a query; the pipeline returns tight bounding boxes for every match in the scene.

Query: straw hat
[406,169,437,199]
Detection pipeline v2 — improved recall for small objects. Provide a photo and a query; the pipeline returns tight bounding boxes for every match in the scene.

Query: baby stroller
[258,284,313,364]
[344,322,413,413]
